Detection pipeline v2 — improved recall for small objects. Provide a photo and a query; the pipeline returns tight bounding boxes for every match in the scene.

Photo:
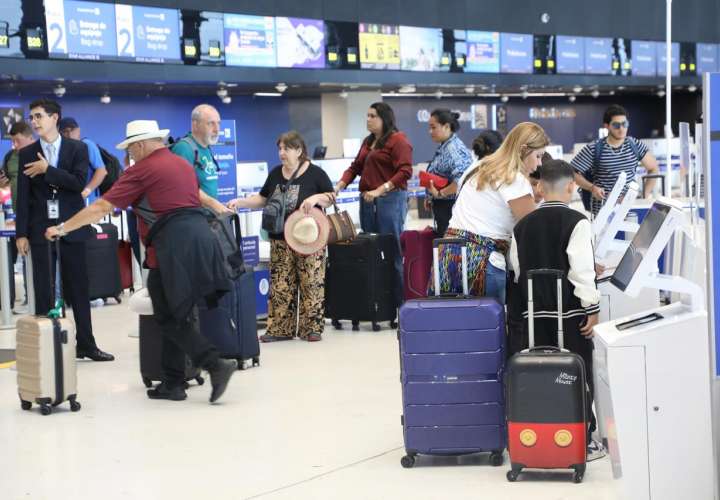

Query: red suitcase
[116,211,134,292]
[505,269,588,483]
[400,227,435,300]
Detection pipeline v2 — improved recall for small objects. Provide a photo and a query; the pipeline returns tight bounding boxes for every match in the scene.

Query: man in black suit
[16,98,113,361]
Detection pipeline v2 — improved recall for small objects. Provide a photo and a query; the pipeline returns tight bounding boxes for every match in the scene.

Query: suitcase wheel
[252,356,260,367]
[400,455,415,469]
[40,405,52,416]
[70,400,81,412]
[20,400,31,411]
[390,320,398,329]
[115,296,122,304]
[352,320,360,331]
[573,464,586,483]
[142,377,153,388]
[372,322,381,332]
[195,376,205,386]
[506,470,519,482]
[332,319,342,330]
[489,451,504,467]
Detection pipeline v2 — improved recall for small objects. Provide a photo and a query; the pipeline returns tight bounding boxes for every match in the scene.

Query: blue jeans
[359,190,408,304]
[484,263,507,305]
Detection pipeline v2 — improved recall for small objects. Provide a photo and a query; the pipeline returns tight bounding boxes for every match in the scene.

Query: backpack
[579,137,640,212]
[169,136,220,172]
[97,145,123,195]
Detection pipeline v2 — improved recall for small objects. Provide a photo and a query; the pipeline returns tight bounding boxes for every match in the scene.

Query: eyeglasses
[610,120,629,130]
[29,112,49,121]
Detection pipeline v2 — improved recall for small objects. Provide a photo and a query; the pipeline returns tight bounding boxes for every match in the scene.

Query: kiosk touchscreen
[592,199,713,500]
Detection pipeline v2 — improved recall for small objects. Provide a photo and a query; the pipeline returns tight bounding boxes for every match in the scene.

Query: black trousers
[146,268,218,387]
[431,198,456,237]
[520,315,597,440]
[31,240,96,352]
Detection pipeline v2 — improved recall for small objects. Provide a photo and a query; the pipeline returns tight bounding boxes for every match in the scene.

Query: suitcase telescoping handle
[47,238,65,319]
[432,238,469,297]
[527,269,564,350]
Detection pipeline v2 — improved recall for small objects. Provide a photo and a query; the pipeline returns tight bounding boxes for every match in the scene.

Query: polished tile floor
[0,300,618,500]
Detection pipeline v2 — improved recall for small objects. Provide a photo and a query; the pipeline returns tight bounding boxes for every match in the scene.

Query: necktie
[46,143,56,167]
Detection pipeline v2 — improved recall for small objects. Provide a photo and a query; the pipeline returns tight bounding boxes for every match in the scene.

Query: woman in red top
[335,102,413,304]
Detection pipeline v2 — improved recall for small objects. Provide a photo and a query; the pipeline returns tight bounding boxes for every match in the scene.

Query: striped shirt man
[571,137,649,214]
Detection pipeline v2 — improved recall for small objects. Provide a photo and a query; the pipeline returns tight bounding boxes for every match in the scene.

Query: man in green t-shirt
[171,104,222,201]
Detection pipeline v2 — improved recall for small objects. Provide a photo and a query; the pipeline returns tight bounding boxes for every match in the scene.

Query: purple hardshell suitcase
[398,237,506,468]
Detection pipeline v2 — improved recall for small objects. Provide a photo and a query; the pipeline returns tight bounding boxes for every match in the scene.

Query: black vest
[514,202,591,319]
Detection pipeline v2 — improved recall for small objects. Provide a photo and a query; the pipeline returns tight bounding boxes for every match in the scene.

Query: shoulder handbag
[261,165,301,235]
[325,193,357,244]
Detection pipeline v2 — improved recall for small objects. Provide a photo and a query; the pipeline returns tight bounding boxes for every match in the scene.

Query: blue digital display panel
[697,43,719,74]
[584,37,613,74]
[631,40,657,76]
[656,42,680,77]
[500,32,532,74]
[555,36,584,74]
[224,14,276,67]
[114,4,181,63]
[45,0,117,60]
[465,31,500,73]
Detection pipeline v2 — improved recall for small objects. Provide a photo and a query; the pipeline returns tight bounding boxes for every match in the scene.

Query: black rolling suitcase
[325,232,398,331]
[138,314,205,388]
[86,223,123,303]
[505,269,588,483]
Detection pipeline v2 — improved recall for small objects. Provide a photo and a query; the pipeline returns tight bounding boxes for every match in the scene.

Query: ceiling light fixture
[689,85,698,92]
[591,90,600,98]
[500,95,509,103]
[216,87,228,98]
[568,95,577,103]
[339,90,348,99]
[222,96,232,104]
[53,85,66,98]
[254,92,283,97]
[100,94,111,104]
[275,82,288,93]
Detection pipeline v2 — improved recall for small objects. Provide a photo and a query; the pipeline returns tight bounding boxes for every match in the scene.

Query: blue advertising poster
[556,36,584,74]
[114,4,181,63]
[214,119,238,204]
[465,31,500,73]
[242,236,260,266]
[45,0,117,60]
[224,14,276,67]
[697,44,719,74]
[254,268,270,316]
[631,41,657,76]
[656,42,680,77]
[584,37,613,74]
[500,33,532,73]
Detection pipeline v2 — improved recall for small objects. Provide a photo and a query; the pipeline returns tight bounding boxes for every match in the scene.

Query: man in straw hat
[45,119,237,403]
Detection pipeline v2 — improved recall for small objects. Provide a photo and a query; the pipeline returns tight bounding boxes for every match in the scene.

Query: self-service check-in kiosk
[593,173,660,322]
[593,199,714,500]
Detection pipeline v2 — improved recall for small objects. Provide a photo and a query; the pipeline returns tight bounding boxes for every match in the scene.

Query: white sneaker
[587,439,607,462]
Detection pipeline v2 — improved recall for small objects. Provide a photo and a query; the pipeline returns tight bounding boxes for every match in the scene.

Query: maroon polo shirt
[340,131,413,192]
[102,147,201,268]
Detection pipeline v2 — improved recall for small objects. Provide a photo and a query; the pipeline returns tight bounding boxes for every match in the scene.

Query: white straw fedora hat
[116,120,170,150]
[284,208,330,255]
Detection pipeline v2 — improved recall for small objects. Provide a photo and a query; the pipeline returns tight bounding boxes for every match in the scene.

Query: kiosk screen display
[611,203,671,291]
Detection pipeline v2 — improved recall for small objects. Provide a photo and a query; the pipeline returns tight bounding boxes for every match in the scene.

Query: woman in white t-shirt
[433,122,549,303]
